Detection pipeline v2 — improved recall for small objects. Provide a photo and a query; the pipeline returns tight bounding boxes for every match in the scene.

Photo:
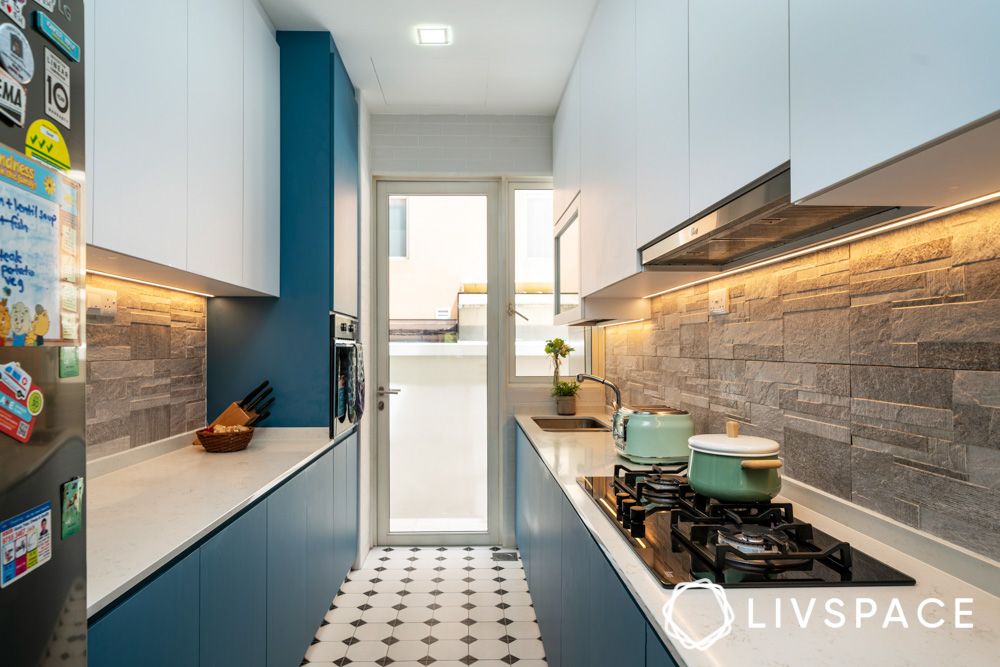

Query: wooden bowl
[195,427,254,453]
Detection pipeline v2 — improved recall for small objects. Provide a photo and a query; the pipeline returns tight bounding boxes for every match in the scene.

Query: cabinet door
[88,550,200,667]
[589,546,645,666]
[553,61,581,223]
[689,0,788,215]
[187,0,244,285]
[92,0,187,268]
[790,0,1000,203]
[560,498,593,667]
[200,503,267,667]
[344,433,359,573]
[646,624,679,666]
[536,469,563,666]
[243,0,281,296]
[636,0,689,247]
[579,0,638,296]
[332,52,360,316]
[308,451,337,620]
[332,435,357,585]
[267,471,311,667]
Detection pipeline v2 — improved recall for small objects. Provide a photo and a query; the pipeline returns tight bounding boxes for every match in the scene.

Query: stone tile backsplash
[85,275,206,459]
[604,200,1000,560]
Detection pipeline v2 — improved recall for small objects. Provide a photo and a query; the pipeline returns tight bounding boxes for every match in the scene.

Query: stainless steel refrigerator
[0,0,87,665]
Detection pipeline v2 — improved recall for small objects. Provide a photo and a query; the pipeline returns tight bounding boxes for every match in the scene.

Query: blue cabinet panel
[646,624,679,666]
[590,536,646,667]
[89,550,200,667]
[560,501,592,667]
[200,503,267,667]
[308,451,337,621]
[267,469,312,667]
[538,471,563,667]
[344,433,359,574]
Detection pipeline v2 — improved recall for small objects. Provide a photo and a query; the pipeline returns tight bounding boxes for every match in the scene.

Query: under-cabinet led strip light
[641,188,1000,300]
[86,270,215,298]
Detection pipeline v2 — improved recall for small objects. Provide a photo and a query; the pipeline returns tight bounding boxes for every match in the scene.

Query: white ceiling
[258,0,597,115]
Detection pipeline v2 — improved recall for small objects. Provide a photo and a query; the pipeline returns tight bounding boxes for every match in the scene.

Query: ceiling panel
[258,0,597,114]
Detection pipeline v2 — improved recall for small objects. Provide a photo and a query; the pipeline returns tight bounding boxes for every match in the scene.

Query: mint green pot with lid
[612,406,694,464]
[687,421,782,502]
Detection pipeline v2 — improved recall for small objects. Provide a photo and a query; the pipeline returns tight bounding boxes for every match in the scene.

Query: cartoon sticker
[0,360,42,442]
[34,0,56,11]
[1,0,27,29]
[43,48,68,128]
[25,118,69,170]
[34,11,78,62]
[0,65,25,126]
[0,23,34,84]
[60,477,82,539]
[1,502,52,588]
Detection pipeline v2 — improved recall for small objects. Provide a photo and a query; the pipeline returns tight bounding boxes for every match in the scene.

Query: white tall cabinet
[552,62,581,224]
[92,0,188,269]
[579,0,637,297]
[89,0,281,296]
[688,0,789,215]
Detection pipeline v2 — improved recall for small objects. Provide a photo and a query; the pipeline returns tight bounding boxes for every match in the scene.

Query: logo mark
[662,579,735,651]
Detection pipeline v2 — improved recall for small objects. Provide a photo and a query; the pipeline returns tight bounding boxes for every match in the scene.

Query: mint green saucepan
[687,421,782,502]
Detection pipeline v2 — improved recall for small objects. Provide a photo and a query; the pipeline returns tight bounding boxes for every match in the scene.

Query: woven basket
[196,427,254,453]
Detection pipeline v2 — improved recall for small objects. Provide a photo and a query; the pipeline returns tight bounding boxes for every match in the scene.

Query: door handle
[378,386,401,396]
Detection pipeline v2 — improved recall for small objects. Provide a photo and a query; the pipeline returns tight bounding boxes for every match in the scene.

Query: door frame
[372,179,502,546]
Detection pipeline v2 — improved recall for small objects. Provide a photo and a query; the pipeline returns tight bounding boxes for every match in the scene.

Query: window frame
[387,195,409,259]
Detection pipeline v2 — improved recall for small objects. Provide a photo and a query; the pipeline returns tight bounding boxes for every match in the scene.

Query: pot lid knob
[726,420,741,438]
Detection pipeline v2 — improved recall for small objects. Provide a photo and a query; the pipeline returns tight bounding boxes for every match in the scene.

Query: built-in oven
[331,313,362,439]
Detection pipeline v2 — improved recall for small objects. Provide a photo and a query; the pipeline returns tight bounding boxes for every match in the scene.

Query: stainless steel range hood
[641,166,914,268]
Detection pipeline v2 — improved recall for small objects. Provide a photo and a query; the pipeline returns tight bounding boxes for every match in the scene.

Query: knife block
[210,402,254,428]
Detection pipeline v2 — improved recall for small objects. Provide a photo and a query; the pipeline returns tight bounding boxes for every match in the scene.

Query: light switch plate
[709,287,729,315]
[86,287,118,317]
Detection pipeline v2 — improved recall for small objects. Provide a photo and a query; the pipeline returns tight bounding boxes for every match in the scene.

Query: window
[512,187,585,379]
[389,196,408,257]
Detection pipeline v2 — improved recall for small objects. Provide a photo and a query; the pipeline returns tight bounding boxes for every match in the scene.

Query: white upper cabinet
[242,0,281,296]
[579,0,637,297]
[636,0,689,248]
[552,61,581,223]
[790,0,1000,205]
[689,0,789,215]
[92,0,188,269]
[187,0,245,286]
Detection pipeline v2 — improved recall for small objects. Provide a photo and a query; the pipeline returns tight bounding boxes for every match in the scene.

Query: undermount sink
[532,416,610,432]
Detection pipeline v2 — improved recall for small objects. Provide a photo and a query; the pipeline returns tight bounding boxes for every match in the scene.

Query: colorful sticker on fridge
[0,142,82,346]
[43,48,68,128]
[34,11,77,62]
[1,502,52,588]
[0,23,34,84]
[25,118,69,170]
[0,65,25,126]
[0,360,42,442]
[34,0,56,12]
[57,344,76,377]
[1,0,27,29]
[60,477,82,539]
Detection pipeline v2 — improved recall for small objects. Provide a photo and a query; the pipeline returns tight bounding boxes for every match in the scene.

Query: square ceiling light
[416,25,452,45]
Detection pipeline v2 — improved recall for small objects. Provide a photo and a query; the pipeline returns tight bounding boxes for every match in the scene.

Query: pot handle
[741,459,783,470]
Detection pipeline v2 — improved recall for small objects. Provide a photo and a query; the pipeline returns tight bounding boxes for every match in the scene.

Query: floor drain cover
[492,552,518,561]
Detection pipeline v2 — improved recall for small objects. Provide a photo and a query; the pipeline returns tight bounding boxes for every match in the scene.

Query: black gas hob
[578,464,915,589]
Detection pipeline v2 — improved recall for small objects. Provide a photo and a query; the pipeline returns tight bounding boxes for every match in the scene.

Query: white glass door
[374,181,500,545]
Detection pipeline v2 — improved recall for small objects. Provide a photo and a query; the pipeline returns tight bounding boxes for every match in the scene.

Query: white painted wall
[370,115,553,176]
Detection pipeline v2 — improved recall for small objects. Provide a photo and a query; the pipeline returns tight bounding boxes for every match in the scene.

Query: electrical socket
[86,287,118,317]
[709,287,729,315]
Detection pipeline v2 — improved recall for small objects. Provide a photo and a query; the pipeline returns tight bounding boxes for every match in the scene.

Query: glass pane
[388,195,488,533]
[514,189,584,378]
[388,196,407,257]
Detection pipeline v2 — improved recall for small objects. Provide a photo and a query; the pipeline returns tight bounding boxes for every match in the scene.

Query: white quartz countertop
[86,427,336,618]
[515,413,1000,667]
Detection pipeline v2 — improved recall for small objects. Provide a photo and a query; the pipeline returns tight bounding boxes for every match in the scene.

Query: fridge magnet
[0,360,42,442]
[57,345,77,377]
[0,66,25,126]
[25,118,69,170]
[34,0,56,11]
[33,11,77,62]
[43,48,68,128]
[0,23,34,84]
[60,477,82,539]
[1,501,52,588]
[1,0,27,29]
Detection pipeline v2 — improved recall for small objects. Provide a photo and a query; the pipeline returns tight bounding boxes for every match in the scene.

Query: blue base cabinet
[515,426,677,667]
[89,550,200,667]
[90,437,360,667]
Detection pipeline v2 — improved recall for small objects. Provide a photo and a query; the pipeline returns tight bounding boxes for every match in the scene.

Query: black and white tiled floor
[302,546,547,667]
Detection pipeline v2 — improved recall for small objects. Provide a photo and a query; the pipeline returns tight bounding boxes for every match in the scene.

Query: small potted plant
[545,338,580,415]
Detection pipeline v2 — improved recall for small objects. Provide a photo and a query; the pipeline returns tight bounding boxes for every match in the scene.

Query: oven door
[331,340,359,439]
